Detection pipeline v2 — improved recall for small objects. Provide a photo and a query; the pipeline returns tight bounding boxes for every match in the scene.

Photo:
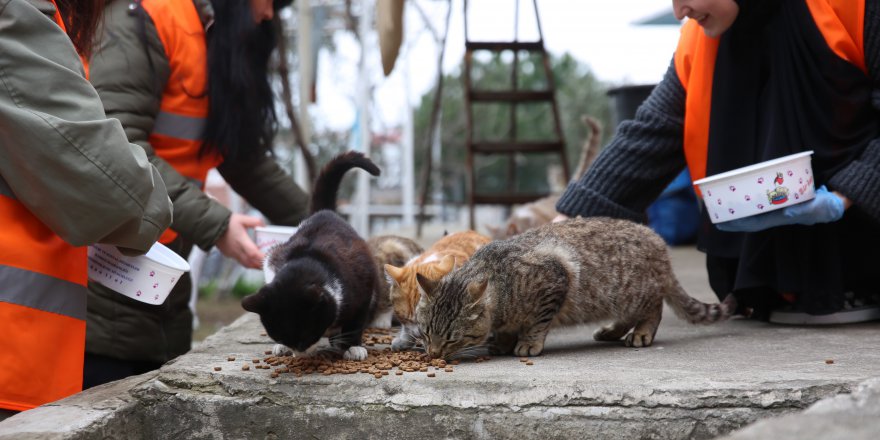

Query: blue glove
[716,185,845,232]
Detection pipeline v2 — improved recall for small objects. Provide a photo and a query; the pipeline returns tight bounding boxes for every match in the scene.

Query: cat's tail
[310,151,381,213]
[571,115,603,181]
[664,283,737,324]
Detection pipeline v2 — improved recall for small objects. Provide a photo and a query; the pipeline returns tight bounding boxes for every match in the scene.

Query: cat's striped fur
[385,230,491,351]
[415,217,735,359]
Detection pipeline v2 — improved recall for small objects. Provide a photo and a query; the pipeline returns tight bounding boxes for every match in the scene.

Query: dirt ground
[193,296,247,342]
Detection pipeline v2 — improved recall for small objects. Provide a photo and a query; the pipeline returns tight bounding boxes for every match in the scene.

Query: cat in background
[366,235,424,328]
[486,115,602,239]
[416,217,735,359]
[241,151,381,361]
[384,230,491,351]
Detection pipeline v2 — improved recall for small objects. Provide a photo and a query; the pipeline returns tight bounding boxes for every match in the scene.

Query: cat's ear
[385,264,404,283]
[437,255,455,274]
[505,223,518,238]
[241,291,266,313]
[416,273,439,297]
[466,280,488,304]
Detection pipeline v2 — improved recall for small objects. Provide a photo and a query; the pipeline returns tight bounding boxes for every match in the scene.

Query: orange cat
[384,230,491,350]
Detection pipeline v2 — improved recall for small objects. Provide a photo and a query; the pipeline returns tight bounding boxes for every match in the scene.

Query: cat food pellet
[213,366,221,371]
[227,356,236,361]
[242,364,250,371]
[264,350,272,355]
[519,358,529,362]
[525,361,534,366]
[825,359,834,364]
[270,372,279,378]
[260,332,267,336]
[250,328,496,379]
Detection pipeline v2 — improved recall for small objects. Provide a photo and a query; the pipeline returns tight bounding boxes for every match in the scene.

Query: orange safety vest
[674,0,866,189]
[0,1,88,411]
[141,0,222,244]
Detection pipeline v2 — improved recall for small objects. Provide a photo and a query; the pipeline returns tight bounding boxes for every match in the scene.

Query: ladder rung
[472,192,550,205]
[469,90,554,103]
[465,41,544,52]
[471,141,565,154]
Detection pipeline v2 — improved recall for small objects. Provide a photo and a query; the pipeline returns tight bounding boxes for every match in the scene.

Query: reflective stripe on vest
[142,0,222,244]
[674,0,866,188]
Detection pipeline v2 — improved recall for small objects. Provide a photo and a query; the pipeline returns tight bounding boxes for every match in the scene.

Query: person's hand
[716,185,846,232]
[552,214,569,223]
[215,213,266,269]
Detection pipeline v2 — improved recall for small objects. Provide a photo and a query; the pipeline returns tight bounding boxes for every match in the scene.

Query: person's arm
[826,0,880,222]
[217,153,310,227]
[89,0,231,250]
[555,60,688,223]
[0,0,171,253]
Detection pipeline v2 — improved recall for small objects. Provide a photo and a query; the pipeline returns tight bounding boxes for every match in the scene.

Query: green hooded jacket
[0,0,172,253]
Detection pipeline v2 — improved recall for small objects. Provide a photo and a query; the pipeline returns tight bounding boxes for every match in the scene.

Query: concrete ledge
[2,247,879,439]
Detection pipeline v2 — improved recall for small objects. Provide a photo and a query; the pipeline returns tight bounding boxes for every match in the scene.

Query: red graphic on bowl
[150,270,155,277]
[729,185,736,192]
[767,186,789,205]
[728,208,735,215]
[757,177,764,184]
[744,195,751,201]
[774,172,784,185]
[136,290,142,297]
[757,203,765,210]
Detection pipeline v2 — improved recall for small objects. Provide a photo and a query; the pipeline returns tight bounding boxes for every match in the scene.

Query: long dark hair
[55,0,102,58]
[203,0,293,161]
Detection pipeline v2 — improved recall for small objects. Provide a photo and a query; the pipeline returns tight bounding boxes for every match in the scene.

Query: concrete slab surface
[1,244,879,439]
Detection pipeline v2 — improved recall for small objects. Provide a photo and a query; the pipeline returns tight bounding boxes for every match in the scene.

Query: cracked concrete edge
[0,373,155,440]
[717,377,880,440]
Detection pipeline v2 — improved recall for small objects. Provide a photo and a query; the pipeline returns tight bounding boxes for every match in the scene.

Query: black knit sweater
[556,2,880,223]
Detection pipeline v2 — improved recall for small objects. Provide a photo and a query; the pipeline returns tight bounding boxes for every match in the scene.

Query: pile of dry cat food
[214,328,497,379]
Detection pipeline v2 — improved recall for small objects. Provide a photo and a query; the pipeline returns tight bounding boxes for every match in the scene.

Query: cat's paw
[343,346,368,361]
[513,340,544,357]
[272,344,294,356]
[391,336,415,351]
[624,331,654,348]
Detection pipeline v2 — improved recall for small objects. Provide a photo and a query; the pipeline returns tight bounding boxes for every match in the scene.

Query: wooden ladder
[463,0,569,229]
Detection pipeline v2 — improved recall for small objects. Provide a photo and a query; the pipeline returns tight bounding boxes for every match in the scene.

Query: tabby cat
[384,230,491,351]
[416,217,735,359]
[486,115,602,239]
[241,151,381,361]
[367,235,424,328]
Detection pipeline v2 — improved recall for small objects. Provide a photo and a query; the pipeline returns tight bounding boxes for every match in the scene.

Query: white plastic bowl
[255,225,297,254]
[87,242,190,305]
[693,151,816,224]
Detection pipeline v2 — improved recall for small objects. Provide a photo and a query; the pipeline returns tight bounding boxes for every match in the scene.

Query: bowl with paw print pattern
[254,225,298,254]
[87,242,190,305]
[693,151,816,224]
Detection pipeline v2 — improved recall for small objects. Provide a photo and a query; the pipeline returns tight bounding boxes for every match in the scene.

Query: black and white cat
[241,151,381,361]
